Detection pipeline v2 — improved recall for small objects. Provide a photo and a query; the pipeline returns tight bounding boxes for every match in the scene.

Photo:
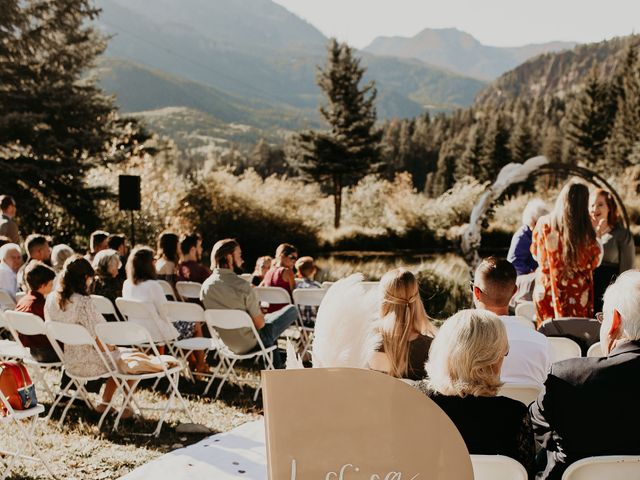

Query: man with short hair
[107,233,127,278]
[0,243,23,302]
[85,230,109,263]
[201,238,297,368]
[531,270,640,479]
[472,256,550,386]
[177,233,211,284]
[0,195,20,244]
[18,234,52,291]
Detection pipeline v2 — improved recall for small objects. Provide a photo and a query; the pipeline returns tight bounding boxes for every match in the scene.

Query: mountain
[94,0,486,126]
[364,28,576,80]
[475,35,640,107]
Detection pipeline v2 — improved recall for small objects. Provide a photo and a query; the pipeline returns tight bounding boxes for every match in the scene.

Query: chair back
[4,311,46,336]
[91,294,118,318]
[115,297,177,343]
[499,383,542,407]
[513,316,535,330]
[561,455,640,479]
[471,455,528,480]
[95,321,152,348]
[0,290,16,311]
[515,301,535,322]
[175,281,202,300]
[255,286,291,305]
[321,281,334,289]
[157,279,176,300]
[45,321,95,346]
[239,273,252,283]
[548,336,582,362]
[15,291,27,302]
[586,341,604,358]
[162,301,204,324]
[204,309,254,331]
[292,288,326,307]
[538,318,601,354]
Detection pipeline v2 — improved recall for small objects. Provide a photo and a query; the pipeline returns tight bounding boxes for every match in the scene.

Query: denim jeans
[258,304,298,368]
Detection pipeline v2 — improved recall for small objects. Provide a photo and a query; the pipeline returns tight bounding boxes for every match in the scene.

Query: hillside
[364,28,575,80]
[475,35,640,106]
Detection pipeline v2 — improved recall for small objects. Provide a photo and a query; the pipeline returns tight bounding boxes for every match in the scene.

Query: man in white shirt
[0,242,23,303]
[472,256,550,387]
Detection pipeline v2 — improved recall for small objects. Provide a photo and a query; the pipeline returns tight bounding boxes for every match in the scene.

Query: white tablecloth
[121,419,267,479]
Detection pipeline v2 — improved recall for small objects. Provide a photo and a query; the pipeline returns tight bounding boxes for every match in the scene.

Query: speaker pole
[130,210,136,247]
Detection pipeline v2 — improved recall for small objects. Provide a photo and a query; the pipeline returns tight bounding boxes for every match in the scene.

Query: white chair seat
[0,339,27,359]
[0,403,45,422]
[561,455,640,479]
[174,337,218,351]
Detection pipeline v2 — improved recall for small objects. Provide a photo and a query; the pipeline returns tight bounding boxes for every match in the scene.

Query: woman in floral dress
[531,182,602,325]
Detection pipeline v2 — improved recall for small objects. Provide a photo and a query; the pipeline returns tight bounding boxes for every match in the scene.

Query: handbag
[116,351,179,375]
[0,362,38,416]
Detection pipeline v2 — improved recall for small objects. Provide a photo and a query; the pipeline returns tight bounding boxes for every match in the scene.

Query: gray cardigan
[600,223,635,273]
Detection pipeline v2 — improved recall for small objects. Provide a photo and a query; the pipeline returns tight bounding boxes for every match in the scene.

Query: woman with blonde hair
[418,309,535,476]
[369,268,437,380]
[532,182,602,323]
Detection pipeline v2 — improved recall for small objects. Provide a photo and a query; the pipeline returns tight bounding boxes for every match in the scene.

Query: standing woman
[261,243,297,313]
[531,182,602,324]
[155,231,180,284]
[589,188,635,312]
[368,268,437,381]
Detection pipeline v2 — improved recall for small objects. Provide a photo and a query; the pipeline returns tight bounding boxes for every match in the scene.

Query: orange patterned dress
[531,220,602,324]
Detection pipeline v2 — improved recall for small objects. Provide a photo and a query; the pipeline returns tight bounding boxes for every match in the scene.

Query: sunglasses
[288,254,298,261]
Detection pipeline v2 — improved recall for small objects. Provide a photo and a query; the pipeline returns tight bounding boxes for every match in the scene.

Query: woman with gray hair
[51,244,74,273]
[416,309,535,476]
[508,199,549,276]
[92,248,123,320]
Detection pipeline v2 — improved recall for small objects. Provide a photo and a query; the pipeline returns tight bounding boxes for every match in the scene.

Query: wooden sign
[262,368,473,480]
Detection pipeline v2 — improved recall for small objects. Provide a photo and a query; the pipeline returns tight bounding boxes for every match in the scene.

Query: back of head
[89,230,110,252]
[56,255,94,310]
[295,256,316,278]
[551,182,594,267]
[275,243,297,259]
[603,270,640,341]
[474,257,517,310]
[157,231,179,263]
[253,256,272,275]
[25,260,56,292]
[180,233,201,256]
[426,309,508,397]
[126,246,156,285]
[522,199,549,228]
[51,244,74,272]
[211,238,239,269]
[107,234,126,251]
[379,268,435,378]
[24,233,48,258]
[0,195,15,212]
[93,248,121,277]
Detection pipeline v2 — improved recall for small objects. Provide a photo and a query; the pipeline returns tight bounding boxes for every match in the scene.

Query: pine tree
[479,115,511,181]
[289,39,382,228]
[510,121,537,163]
[0,0,149,239]
[456,123,484,180]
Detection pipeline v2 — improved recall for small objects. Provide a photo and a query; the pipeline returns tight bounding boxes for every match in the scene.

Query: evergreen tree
[456,123,484,179]
[289,39,382,228]
[479,115,511,181]
[0,0,149,238]
[510,121,537,163]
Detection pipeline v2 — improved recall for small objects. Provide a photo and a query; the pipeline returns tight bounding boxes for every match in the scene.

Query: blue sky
[273,0,639,48]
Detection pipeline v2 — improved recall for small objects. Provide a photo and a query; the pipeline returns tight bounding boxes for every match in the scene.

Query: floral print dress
[531,220,602,324]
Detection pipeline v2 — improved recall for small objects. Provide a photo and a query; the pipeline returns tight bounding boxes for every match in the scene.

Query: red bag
[0,362,38,416]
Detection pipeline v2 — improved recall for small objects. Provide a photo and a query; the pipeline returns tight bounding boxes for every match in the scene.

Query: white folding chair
[513,315,535,329]
[14,291,26,303]
[175,281,202,301]
[204,309,277,400]
[586,342,604,358]
[157,279,177,300]
[115,298,178,352]
[239,273,252,283]
[44,321,120,429]
[499,382,542,407]
[321,281,334,289]
[471,454,528,480]
[561,455,640,479]
[4,311,64,400]
[548,337,582,363]
[161,301,218,383]
[292,288,326,356]
[0,312,25,361]
[95,322,193,437]
[255,286,302,347]
[515,301,536,322]
[91,294,120,320]
[0,390,57,480]
[0,290,16,311]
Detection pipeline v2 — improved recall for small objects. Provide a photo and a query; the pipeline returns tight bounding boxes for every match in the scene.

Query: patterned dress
[531,220,602,324]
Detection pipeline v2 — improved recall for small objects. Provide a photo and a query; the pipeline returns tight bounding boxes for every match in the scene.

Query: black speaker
[118,175,141,211]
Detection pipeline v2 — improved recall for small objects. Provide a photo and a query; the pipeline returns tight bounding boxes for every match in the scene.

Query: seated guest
[122,246,179,343]
[261,243,297,312]
[18,234,52,291]
[418,309,535,476]
[155,231,179,283]
[369,268,437,381]
[177,233,211,284]
[0,235,12,248]
[530,270,640,479]
[201,239,298,368]
[92,249,124,321]
[44,255,131,417]
[251,256,272,287]
[15,261,58,362]
[0,195,20,244]
[51,244,74,273]
[0,242,22,301]
[85,230,109,263]
[294,256,321,326]
[472,257,550,387]
[107,233,127,279]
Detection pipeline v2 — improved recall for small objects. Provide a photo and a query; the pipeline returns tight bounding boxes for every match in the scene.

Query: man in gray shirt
[201,238,298,368]
[0,195,20,244]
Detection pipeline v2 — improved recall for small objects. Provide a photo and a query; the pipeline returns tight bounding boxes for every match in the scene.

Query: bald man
[472,256,550,387]
[0,242,23,302]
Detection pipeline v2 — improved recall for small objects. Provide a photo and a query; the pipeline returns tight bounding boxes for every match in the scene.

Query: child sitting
[295,256,321,327]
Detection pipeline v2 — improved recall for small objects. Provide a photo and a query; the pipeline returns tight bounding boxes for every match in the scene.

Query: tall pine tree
[289,39,382,228]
